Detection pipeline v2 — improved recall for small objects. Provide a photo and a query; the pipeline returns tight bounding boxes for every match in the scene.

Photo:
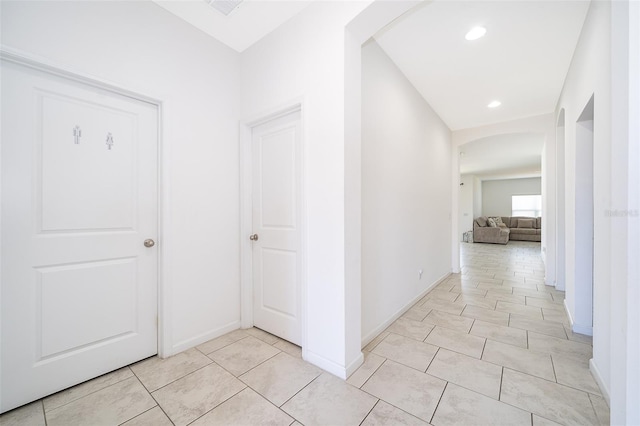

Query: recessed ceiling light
[487,100,502,108]
[465,26,487,41]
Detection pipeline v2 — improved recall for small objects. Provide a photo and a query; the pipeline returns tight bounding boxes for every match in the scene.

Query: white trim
[345,352,365,379]
[239,99,306,347]
[172,321,241,354]
[589,358,611,406]
[304,350,352,380]
[361,272,451,348]
[0,46,173,358]
[564,299,593,336]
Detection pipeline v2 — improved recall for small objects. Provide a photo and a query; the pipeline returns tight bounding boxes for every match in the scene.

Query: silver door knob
[249,234,259,241]
[144,239,155,248]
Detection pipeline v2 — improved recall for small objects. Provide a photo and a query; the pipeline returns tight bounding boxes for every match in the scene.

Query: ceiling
[459,133,544,180]
[152,0,314,52]
[374,1,590,131]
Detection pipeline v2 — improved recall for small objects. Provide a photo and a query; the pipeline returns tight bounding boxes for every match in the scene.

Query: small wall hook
[106,133,114,150]
[73,125,82,144]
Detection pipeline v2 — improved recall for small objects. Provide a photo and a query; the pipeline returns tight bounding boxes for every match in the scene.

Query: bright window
[512,195,542,217]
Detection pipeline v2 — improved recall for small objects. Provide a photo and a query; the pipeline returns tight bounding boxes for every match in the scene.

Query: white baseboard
[589,358,611,406]
[361,272,452,348]
[170,320,241,356]
[345,352,365,378]
[563,296,593,336]
[304,350,354,380]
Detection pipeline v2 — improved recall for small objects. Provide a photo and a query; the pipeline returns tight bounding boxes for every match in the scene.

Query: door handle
[249,234,259,241]
[144,239,155,248]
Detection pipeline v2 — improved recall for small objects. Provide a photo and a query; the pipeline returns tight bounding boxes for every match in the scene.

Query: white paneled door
[1,61,158,412]
[251,110,302,346]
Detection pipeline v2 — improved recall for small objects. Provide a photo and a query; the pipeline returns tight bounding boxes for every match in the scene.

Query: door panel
[251,111,302,345]
[1,61,158,412]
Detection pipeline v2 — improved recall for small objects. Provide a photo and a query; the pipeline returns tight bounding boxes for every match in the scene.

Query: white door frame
[0,47,173,358]
[239,100,306,351]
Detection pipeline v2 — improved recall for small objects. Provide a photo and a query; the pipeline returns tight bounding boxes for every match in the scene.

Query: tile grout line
[357,398,380,426]
[357,357,388,390]
[116,405,161,426]
[41,400,48,426]
[429,381,448,424]
[131,374,174,425]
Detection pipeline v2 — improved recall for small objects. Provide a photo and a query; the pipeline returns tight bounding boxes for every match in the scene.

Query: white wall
[239,1,370,378]
[459,175,475,238]
[481,178,542,217]
[473,176,483,219]
[553,0,612,398]
[361,41,452,344]
[1,1,241,354]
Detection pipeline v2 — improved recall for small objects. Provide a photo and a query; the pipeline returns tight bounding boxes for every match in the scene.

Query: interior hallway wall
[553,0,612,400]
[1,1,242,354]
[239,1,370,377]
[361,41,452,344]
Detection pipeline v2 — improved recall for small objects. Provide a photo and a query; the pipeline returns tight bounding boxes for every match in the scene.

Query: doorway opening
[574,95,594,331]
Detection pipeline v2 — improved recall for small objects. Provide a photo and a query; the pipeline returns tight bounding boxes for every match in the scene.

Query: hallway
[0,242,608,425]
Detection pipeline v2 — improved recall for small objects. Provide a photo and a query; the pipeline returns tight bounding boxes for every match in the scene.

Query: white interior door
[1,60,158,412]
[251,110,302,346]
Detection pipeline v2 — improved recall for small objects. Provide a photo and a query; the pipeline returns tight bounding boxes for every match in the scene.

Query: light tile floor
[1,241,609,426]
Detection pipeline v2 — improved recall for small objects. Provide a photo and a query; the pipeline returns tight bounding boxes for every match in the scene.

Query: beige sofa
[473,216,541,244]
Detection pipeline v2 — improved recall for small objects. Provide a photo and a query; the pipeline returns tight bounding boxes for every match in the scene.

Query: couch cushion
[487,217,497,227]
[476,216,488,227]
[501,217,512,227]
[511,228,537,235]
[517,218,535,228]
[536,217,542,229]
[489,216,504,226]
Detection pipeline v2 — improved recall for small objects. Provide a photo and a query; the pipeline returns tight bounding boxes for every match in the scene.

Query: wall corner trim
[303,350,352,380]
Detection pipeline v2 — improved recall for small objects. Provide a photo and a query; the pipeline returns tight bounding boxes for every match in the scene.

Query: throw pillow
[476,216,488,227]
[518,218,535,228]
[487,218,497,227]
[494,216,504,226]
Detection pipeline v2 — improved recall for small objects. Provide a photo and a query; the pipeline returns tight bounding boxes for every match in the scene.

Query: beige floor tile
[528,332,593,361]
[512,287,553,300]
[191,388,292,426]
[542,309,571,326]
[470,320,527,348]
[0,401,45,426]
[435,281,456,292]
[386,317,435,341]
[501,368,598,425]
[461,304,510,326]
[454,286,488,297]
[423,310,474,333]
[496,301,543,319]
[209,336,280,376]
[362,361,446,423]
[122,406,173,426]
[480,284,513,294]
[152,363,245,426]
[424,326,486,359]
[196,329,249,355]
[589,394,610,426]
[552,354,601,395]
[420,299,465,315]
[244,327,280,344]
[239,352,321,406]
[43,367,133,411]
[424,289,459,302]
[486,293,527,305]
[402,305,432,322]
[347,352,386,388]
[46,377,156,426]
[482,339,555,381]
[455,294,497,310]
[372,333,438,371]
[281,373,377,426]
[432,383,530,426]
[273,339,302,358]
[509,314,568,339]
[364,331,390,352]
[131,348,212,392]
[361,401,429,426]
[533,414,563,425]
[426,349,502,399]
[526,297,565,310]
